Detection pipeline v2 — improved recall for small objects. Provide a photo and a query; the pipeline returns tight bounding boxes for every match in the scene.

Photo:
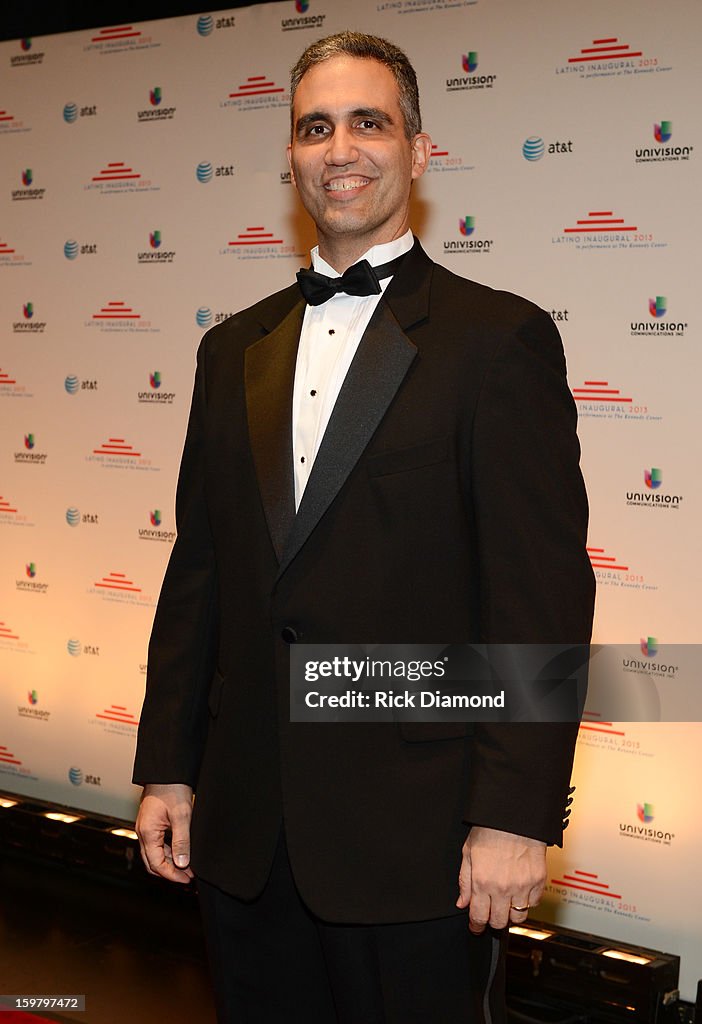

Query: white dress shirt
[292,229,414,509]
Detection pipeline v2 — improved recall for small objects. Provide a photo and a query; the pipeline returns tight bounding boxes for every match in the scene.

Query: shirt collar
[311,230,414,276]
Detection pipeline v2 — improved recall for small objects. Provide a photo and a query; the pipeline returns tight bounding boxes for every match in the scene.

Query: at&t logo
[196,307,213,328]
[522,136,573,161]
[64,239,98,259]
[196,13,235,35]
[63,102,97,123]
[68,766,102,786]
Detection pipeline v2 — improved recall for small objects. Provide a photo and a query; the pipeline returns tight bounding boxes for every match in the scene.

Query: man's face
[287,55,430,259]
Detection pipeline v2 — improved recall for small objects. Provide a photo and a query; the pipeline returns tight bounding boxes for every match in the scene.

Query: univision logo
[63,102,78,123]
[23,302,33,319]
[68,766,83,785]
[197,14,214,36]
[150,87,162,106]
[22,168,33,186]
[21,39,32,51]
[296,0,310,10]
[149,230,161,249]
[654,121,672,143]
[26,562,37,578]
[196,161,213,183]
[523,137,545,161]
[28,689,38,705]
[462,52,478,73]
[67,638,82,656]
[65,375,80,395]
[64,239,79,260]
[24,433,35,450]
[150,371,161,389]
[644,467,662,489]
[66,507,81,527]
[640,636,658,657]
[196,306,213,328]
[459,216,475,236]
[150,509,162,526]
[637,802,654,823]
[649,295,666,318]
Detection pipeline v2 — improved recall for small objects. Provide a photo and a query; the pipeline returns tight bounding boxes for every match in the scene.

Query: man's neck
[317,224,411,274]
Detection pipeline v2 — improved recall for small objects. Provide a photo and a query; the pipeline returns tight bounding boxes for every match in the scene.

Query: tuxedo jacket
[133,239,595,924]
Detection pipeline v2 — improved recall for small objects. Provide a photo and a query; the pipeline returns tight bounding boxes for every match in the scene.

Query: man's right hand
[135,783,194,884]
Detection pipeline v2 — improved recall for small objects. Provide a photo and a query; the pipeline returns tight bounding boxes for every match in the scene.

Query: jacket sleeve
[132,336,219,788]
[462,307,595,845]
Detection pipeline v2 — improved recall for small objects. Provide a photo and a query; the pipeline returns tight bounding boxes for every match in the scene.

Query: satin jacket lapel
[279,292,423,578]
[245,297,304,564]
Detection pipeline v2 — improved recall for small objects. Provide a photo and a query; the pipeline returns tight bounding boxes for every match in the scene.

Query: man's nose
[324,125,359,166]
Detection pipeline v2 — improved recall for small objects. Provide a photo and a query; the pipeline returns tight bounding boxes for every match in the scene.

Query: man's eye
[357,120,378,130]
[307,124,329,136]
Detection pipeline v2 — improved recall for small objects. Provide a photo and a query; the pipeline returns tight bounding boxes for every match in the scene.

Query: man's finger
[468,892,491,935]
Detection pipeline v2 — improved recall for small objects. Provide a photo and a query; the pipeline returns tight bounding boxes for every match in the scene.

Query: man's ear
[286,144,296,187]
[410,133,432,181]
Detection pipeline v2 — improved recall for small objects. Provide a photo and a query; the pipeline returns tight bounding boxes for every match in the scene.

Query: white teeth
[325,179,369,191]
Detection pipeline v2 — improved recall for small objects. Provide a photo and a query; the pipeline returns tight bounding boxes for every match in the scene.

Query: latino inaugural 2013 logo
[13,300,46,333]
[220,73,289,111]
[83,23,160,55]
[554,208,667,251]
[0,104,30,135]
[378,0,477,14]
[635,121,693,163]
[220,225,303,260]
[86,436,160,473]
[136,86,176,123]
[11,168,45,201]
[0,366,33,399]
[84,160,159,195]
[446,52,497,93]
[0,741,36,779]
[137,229,176,264]
[587,544,657,592]
[555,35,671,80]
[572,377,661,422]
[281,0,326,32]
[88,570,155,606]
[545,865,649,922]
[425,142,474,175]
[626,467,683,510]
[630,295,687,338]
[443,216,493,256]
[85,299,159,334]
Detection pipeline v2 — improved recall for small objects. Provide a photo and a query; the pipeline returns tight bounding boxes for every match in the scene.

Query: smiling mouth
[324,178,370,192]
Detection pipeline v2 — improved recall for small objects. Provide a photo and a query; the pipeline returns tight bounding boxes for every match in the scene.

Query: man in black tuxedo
[133,31,595,1023]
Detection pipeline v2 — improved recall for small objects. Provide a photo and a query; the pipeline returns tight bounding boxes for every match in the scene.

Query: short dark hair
[290,31,422,140]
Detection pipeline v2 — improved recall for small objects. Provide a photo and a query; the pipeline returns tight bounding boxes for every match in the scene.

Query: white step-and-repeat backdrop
[1,0,699,996]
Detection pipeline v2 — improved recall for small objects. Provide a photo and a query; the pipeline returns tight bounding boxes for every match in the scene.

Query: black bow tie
[296,254,405,306]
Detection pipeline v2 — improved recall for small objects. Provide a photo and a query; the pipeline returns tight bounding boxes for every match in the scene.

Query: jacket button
[281,626,299,644]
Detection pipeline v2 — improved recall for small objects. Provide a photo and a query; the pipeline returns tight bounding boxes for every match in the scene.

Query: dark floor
[0,854,216,1024]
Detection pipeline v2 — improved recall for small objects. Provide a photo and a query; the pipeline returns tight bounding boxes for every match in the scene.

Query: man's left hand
[456,826,546,933]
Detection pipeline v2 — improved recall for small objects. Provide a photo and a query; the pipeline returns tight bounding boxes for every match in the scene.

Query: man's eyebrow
[295,107,395,134]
